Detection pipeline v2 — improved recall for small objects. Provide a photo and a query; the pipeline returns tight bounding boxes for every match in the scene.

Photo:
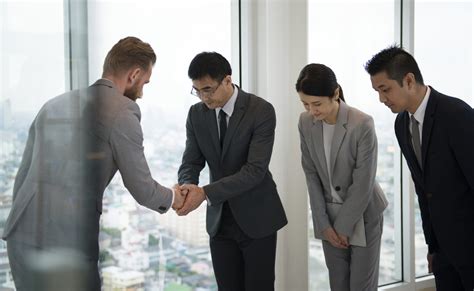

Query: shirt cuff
[206,196,212,206]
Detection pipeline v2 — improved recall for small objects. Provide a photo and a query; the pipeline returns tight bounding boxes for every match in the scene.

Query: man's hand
[171,184,188,210]
[176,184,206,216]
[323,227,348,249]
[427,252,434,273]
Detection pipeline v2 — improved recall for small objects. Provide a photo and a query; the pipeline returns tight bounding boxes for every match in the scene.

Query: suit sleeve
[449,104,474,191]
[334,116,378,237]
[203,102,275,205]
[12,117,37,200]
[178,106,206,185]
[414,181,439,254]
[110,103,173,213]
[298,115,331,234]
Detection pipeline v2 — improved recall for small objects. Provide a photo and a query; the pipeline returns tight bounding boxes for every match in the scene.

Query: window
[0,0,66,287]
[414,0,473,106]
[87,0,236,289]
[307,0,402,288]
[0,0,237,290]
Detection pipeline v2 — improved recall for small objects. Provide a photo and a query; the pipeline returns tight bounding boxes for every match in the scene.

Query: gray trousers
[322,214,383,291]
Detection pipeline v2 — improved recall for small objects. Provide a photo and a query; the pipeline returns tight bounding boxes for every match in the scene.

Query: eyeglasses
[190,80,223,98]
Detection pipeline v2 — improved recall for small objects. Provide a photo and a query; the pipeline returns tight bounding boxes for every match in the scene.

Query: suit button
[426,193,433,198]
[335,186,341,191]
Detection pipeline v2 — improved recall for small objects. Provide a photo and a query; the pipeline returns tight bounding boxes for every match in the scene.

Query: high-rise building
[102,266,145,291]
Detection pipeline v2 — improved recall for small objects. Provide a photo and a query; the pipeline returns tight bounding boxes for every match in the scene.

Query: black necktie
[219,109,227,147]
[410,115,422,168]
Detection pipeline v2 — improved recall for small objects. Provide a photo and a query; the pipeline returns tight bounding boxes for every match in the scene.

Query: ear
[333,87,340,100]
[224,75,232,85]
[128,67,142,84]
[404,73,416,90]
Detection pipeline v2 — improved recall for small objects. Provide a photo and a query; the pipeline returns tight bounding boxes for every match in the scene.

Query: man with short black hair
[177,51,287,291]
[366,45,474,291]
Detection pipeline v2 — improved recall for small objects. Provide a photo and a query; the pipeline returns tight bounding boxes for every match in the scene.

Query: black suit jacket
[178,87,287,238]
[395,87,474,265]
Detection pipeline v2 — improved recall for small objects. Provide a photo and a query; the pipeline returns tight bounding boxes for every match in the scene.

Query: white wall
[240,0,309,290]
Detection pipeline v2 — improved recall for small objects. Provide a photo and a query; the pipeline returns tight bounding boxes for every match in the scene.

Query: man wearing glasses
[176,52,287,291]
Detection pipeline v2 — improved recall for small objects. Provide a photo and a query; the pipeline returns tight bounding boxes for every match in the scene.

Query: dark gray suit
[178,87,287,290]
[3,79,173,291]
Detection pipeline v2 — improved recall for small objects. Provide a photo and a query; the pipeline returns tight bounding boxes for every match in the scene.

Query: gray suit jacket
[3,79,172,259]
[178,87,287,239]
[298,101,388,238]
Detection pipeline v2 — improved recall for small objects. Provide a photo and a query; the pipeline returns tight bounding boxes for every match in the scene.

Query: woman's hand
[337,233,349,248]
[323,227,348,249]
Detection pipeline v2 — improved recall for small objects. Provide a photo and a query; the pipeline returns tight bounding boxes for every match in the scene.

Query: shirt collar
[411,86,431,124]
[217,85,238,117]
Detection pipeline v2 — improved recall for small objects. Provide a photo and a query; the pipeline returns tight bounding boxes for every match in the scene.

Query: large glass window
[414,0,473,106]
[0,0,66,287]
[87,0,235,290]
[307,0,402,288]
[0,0,236,290]
[413,0,473,278]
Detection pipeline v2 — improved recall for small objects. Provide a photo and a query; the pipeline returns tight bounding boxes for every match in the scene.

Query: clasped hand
[171,184,206,216]
[323,227,349,249]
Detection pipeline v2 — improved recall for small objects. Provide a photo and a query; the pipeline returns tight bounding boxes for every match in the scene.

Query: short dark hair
[103,36,156,75]
[295,63,345,102]
[188,52,232,81]
[364,45,424,86]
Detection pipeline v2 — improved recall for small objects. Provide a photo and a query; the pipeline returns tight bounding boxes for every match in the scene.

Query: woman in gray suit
[296,64,388,291]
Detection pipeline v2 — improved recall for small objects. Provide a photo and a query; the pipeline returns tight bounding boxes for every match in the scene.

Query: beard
[124,83,142,101]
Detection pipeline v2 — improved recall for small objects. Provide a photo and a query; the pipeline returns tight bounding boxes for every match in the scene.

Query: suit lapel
[329,101,348,177]
[310,120,329,181]
[421,87,437,169]
[221,90,248,158]
[204,106,221,157]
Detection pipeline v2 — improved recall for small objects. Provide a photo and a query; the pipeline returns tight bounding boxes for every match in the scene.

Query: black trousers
[7,238,100,291]
[210,202,277,291]
[433,249,474,291]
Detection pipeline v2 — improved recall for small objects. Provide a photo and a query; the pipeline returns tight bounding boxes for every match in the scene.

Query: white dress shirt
[206,85,238,206]
[215,85,238,135]
[409,86,431,145]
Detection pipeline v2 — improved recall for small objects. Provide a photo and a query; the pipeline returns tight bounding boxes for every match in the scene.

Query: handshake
[171,184,207,216]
